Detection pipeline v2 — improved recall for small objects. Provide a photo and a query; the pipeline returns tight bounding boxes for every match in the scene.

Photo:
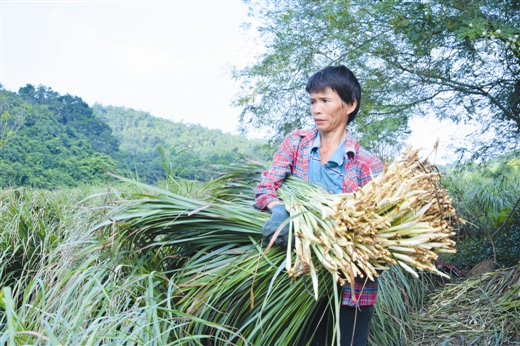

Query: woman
[255,65,384,346]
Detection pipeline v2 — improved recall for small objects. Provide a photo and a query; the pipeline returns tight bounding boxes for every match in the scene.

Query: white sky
[1,0,465,164]
[406,116,476,165]
[1,0,253,133]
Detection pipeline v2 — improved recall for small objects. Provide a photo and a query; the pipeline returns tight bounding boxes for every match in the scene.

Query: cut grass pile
[415,265,520,345]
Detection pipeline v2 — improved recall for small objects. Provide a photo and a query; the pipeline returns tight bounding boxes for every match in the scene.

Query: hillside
[0,85,117,188]
[92,104,274,182]
[0,84,274,188]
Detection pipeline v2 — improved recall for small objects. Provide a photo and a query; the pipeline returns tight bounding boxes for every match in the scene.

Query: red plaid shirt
[255,129,384,306]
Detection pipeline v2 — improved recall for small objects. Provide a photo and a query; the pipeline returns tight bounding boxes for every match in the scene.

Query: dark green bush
[443,209,520,273]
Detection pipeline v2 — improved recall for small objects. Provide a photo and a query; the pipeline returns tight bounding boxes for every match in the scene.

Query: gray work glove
[262,204,291,247]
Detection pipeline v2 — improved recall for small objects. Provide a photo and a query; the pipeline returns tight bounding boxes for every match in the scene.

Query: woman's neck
[320,129,347,151]
[319,129,347,163]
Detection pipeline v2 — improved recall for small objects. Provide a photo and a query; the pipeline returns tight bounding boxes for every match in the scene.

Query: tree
[18,85,120,156]
[0,87,116,188]
[234,0,520,161]
[0,89,27,149]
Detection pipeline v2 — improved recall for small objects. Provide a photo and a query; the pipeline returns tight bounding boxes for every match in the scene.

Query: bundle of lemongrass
[277,146,459,300]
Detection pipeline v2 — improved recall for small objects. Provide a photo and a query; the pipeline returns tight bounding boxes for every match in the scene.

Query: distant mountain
[92,104,274,182]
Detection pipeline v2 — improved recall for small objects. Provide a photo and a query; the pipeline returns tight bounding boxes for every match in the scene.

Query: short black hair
[306,65,361,124]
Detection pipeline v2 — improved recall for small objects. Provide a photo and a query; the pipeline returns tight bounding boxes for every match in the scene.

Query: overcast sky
[1,0,465,164]
[1,0,252,133]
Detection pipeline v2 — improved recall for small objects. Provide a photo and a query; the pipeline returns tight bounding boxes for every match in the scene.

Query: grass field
[1,175,518,345]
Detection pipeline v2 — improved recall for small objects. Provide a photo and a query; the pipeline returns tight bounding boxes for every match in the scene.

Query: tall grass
[0,167,465,345]
[0,183,138,344]
[370,268,432,346]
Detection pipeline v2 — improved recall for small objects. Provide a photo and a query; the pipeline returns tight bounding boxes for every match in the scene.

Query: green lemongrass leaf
[2,287,15,346]
[261,258,287,313]
[41,321,61,346]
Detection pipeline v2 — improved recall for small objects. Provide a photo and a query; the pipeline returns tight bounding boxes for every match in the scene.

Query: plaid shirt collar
[306,128,358,161]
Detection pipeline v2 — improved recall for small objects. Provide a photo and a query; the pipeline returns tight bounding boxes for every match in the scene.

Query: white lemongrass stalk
[397,260,420,278]
[382,220,430,232]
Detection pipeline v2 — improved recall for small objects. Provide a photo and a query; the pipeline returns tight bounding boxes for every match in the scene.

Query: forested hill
[0,84,273,189]
[0,85,118,188]
[92,104,274,182]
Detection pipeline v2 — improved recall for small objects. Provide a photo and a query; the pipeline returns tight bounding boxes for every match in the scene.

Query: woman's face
[309,87,356,135]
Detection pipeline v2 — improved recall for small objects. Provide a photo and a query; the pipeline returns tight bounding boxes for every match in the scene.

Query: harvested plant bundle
[89,149,459,345]
[92,173,339,345]
[278,146,459,300]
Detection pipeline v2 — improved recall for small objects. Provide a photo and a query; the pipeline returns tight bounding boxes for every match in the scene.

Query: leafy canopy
[0,85,27,149]
[234,0,520,161]
[0,86,117,188]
